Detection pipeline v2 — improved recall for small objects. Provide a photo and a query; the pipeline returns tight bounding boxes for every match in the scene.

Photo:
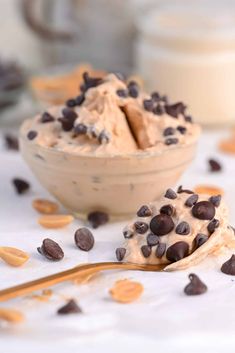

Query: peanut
[32,198,59,214]
[0,247,29,267]
[194,185,224,196]
[38,214,74,229]
[0,308,24,323]
[109,279,144,303]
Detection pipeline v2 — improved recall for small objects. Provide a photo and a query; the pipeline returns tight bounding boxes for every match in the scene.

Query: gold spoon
[0,262,165,302]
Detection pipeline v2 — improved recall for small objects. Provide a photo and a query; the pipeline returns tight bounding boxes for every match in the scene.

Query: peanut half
[32,198,59,214]
[194,185,224,196]
[0,308,24,323]
[109,279,144,303]
[38,214,74,229]
[0,247,29,267]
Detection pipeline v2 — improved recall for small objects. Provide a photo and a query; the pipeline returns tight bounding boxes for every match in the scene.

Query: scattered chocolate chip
[153,104,165,115]
[177,185,194,194]
[194,233,209,249]
[166,241,189,262]
[88,126,98,138]
[185,194,199,207]
[207,219,219,235]
[150,214,174,236]
[185,115,192,123]
[208,159,222,172]
[192,201,215,220]
[75,94,85,106]
[155,243,166,258]
[80,72,103,92]
[165,138,178,145]
[58,117,74,132]
[4,134,19,150]
[74,227,94,251]
[221,255,235,275]
[151,92,160,101]
[128,81,139,98]
[177,125,187,134]
[137,205,152,217]
[165,188,177,199]
[40,112,54,123]
[184,274,207,295]
[87,211,109,228]
[12,178,30,194]
[37,238,64,261]
[27,130,37,140]
[134,221,149,234]
[98,130,110,144]
[66,98,77,108]
[163,127,175,136]
[143,99,154,112]
[165,102,186,118]
[57,299,82,315]
[116,247,126,261]
[62,107,77,120]
[123,228,134,239]
[209,195,221,208]
[175,221,190,235]
[141,245,152,258]
[147,233,159,246]
[74,123,87,135]
[116,89,128,98]
[160,204,175,216]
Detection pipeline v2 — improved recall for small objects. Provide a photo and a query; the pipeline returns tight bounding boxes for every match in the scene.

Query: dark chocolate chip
[81,72,103,92]
[155,243,166,258]
[177,185,194,194]
[12,178,30,194]
[165,102,186,118]
[221,255,235,275]
[165,138,178,145]
[116,247,126,261]
[160,204,175,216]
[209,195,221,208]
[194,233,209,249]
[75,94,85,106]
[134,221,149,234]
[4,134,19,150]
[123,228,134,239]
[98,130,110,144]
[166,241,189,262]
[177,125,187,134]
[163,127,175,136]
[41,112,54,123]
[137,205,152,217]
[27,130,37,140]
[192,201,215,220]
[147,233,159,246]
[141,245,152,258]
[58,112,76,131]
[208,159,222,172]
[74,123,87,135]
[164,188,177,199]
[128,83,139,98]
[88,211,109,229]
[74,227,94,251]
[88,126,98,138]
[185,194,199,207]
[153,104,165,115]
[57,299,82,315]
[207,219,219,235]
[151,92,160,101]
[185,115,192,123]
[175,221,190,235]
[66,98,77,108]
[37,238,64,261]
[116,89,128,98]
[184,274,207,295]
[150,214,174,236]
[143,99,154,112]
[62,107,78,121]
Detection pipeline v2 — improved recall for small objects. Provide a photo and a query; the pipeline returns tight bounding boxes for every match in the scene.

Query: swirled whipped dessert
[116,187,235,270]
[21,72,200,155]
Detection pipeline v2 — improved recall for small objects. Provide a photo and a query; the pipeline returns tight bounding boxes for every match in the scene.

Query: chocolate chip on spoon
[57,299,82,315]
[194,233,209,249]
[37,238,64,261]
[134,221,149,234]
[164,188,177,200]
[165,137,178,145]
[192,201,215,220]
[177,126,187,134]
[12,178,30,194]
[177,185,194,194]
[137,205,152,217]
[207,219,219,234]
[155,243,166,258]
[143,99,154,112]
[116,247,126,261]
[209,195,221,208]
[4,134,19,150]
[160,204,175,216]
[147,233,159,246]
[87,211,109,228]
[141,245,152,258]
[221,255,235,275]
[175,221,190,235]
[163,127,175,136]
[150,214,174,236]
[98,130,110,144]
[74,227,94,251]
[184,274,207,295]
[40,112,54,123]
[166,241,189,262]
[74,123,87,135]
[165,102,186,118]
[27,130,37,140]
[116,89,128,98]
[185,194,198,207]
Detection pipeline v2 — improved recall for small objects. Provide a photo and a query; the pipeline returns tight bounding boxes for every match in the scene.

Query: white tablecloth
[1,130,235,353]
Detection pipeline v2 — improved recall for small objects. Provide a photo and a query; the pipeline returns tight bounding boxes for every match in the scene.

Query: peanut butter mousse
[116,187,235,270]
[21,72,200,155]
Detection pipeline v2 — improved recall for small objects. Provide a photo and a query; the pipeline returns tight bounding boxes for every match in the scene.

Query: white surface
[0,130,235,353]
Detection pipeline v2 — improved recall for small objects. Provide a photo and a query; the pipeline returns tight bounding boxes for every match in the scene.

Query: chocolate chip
[4,134,19,150]
[165,102,186,118]
[74,227,94,251]
[143,99,154,112]
[141,245,152,258]
[166,241,189,262]
[175,221,190,235]
[27,130,37,140]
[134,221,149,234]
[116,89,128,98]
[163,127,175,136]
[221,255,235,275]
[87,211,109,228]
[160,204,175,216]
[185,194,199,207]
[192,201,215,220]
[151,92,160,101]
[137,205,152,217]
[147,233,159,246]
[208,158,222,172]
[37,238,64,261]
[165,138,178,145]
[116,247,126,261]
[57,299,82,315]
[74,123,87,135]
[177,185,194,194]
[62,107,78,121]
[184,274,207,295]
[150,214,174,236]
[209,195,221,208]
[75,94,85,106]
[57,117,73,132]
[41,112,54,123]
[128,81,139,98]
[194,233,209,249]
[165,188,177,199]
[81,72,103,92]
[88,126,98,138]
[207,219,219,234]
[66,98,77,108]
[12,178,30,194]
[123,228,134,239]
[153,104,165,115]
[98,130,110,144]
[155,243,166,258]
[177,125,187,134]
[185,115,192,123]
